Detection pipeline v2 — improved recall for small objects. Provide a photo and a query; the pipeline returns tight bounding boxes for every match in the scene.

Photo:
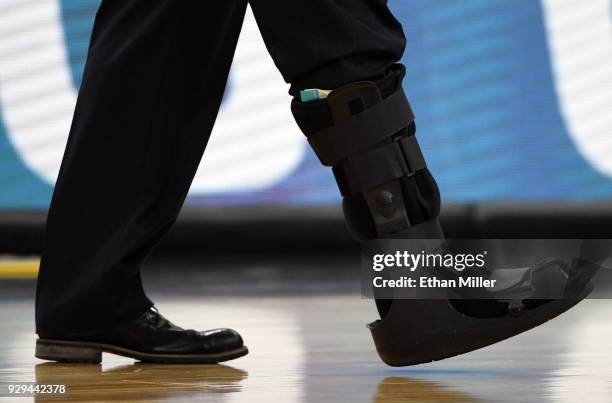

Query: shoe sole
[35,338,248,364]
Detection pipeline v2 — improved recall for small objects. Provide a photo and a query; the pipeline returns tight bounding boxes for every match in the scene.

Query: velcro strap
[309,89,414,166]
[334,135,428,196]
[399,135,426,172]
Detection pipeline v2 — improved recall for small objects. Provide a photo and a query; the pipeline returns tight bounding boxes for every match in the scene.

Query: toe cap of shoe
[199,328,244,353]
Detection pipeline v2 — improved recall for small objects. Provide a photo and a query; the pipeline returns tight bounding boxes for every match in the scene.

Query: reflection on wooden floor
[34,363,246,402]
[1,292,611,402]
[373,377,477,402]
[33,365,480,403]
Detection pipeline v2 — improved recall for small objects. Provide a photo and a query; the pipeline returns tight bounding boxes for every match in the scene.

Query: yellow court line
[0,259,40,279]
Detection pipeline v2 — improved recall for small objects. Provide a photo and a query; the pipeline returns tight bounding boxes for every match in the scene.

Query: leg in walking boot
[249,0,597,366]
[289,67,594,366]
[255,0,596,366]
[35,0,249,363]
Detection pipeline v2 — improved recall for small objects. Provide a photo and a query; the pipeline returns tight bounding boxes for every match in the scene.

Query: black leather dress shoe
[35,307,248,363]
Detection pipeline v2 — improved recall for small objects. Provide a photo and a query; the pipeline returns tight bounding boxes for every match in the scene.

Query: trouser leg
[249,0,407,94]
[36,0,248,335]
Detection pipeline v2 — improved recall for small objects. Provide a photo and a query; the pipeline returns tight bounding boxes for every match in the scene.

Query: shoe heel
[36,339,102,363]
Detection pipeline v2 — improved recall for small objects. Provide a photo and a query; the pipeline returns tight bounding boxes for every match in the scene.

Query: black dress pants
[35,0,406,335]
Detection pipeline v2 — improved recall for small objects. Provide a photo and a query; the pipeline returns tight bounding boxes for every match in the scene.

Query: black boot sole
[35,338,248,364]
[369,282,593,366]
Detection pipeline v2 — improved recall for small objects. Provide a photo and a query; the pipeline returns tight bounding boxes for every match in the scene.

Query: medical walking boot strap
[308,82,442,239]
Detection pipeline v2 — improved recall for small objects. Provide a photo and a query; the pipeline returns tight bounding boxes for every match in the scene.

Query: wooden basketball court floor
[0,261,611,402]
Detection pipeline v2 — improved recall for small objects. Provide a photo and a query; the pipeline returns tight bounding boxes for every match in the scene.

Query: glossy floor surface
[0,262,611,402]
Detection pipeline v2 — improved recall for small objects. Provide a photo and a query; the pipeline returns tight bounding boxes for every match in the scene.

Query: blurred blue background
[1,0,611,209]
